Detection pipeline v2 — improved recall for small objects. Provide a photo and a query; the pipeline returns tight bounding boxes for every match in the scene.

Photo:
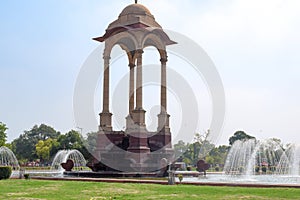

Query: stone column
[160,57,167,112]
[100,55,112,131]
[136,49,143,110]
[158,56,170,134]
[132,49,146,126]
[129,63,135,113]
[126,63,135,131]
[128,49,149,155]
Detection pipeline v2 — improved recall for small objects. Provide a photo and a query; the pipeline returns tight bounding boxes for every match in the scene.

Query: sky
[1,0,300,146]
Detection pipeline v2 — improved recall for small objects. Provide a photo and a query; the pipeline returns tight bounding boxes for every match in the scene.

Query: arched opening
[109,44,129,131]
[142,46,161,132]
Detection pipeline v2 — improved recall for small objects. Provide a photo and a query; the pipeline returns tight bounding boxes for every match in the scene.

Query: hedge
[0,166,12,180]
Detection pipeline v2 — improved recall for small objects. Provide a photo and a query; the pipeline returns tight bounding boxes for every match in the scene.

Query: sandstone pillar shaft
[160,57,167,112]
[103,56,110,112]
[158,56,170,134]
[136,49,143,110]
[129,63,135,113]
[100,55,112,131]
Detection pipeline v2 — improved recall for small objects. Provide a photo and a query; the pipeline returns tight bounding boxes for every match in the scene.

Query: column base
[157,112,170,133]
[99,112,112,131]
[125,114,134,132]
[132,108,146,126]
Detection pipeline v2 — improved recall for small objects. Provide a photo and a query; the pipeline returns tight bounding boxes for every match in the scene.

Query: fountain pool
[177,174,300,185]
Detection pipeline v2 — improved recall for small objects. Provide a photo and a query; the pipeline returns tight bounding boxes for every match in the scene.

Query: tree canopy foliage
[36,138,59,161]
[173,131,230,168]
[0,122,8,146]
[11,124,61,162]
[5,124,265,170]
[229,130,256,145]
[8,124,93,165]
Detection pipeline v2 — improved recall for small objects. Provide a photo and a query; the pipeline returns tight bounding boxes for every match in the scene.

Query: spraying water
[0,146,19,170]
[50,149,86,171]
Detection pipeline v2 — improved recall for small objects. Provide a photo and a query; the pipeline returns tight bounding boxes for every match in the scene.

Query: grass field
[0,179,300,200]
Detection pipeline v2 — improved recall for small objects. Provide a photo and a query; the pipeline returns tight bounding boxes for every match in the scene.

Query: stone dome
[119,4,152,17]
[104,3,161,30]
[94,3,175,43]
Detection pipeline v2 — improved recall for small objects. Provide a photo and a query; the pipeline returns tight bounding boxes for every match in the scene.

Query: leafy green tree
[57,130,89,158]
[12,134,34,161]
[173,131,216,166]
[58,130,83,149]
[12,124,60,161]
[0,122,8,146]
[4,143,12,150]
[36,138,58,162]
[194,131,215,160]
[229,131,255,145]
[174,140,188,158]
[84,132,98,153]
[206,145,230,167]
[25,124,60,141]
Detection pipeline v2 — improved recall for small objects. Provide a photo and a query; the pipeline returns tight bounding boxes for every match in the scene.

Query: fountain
[10,149,87,178]
[224,139,285,176]
[179,139,300,185]
[51,149,87,172]
[0,146,19,170]
[276,144,300,176]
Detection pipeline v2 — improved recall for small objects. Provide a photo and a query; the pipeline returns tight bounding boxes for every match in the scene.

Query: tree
[12,133,35,161]
[12,124,60,161]
[57,130,89,158]
[194,130,215,160]
[36,138,58,163]
[58,130,83,150]
[0,122,8,146]
[173,140,188,158]
[85,132,98,154]
[25,124,60,141]
[173,131,216,166]
[229,131,255,145]
[206,145,230,167]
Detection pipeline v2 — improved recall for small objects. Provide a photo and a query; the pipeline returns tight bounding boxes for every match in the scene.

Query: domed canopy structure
[93,3,174,45]
[119,4,152,17]
[91,3,175,174]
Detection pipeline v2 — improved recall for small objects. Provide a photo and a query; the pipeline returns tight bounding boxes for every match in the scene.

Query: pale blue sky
[1,0,300,145]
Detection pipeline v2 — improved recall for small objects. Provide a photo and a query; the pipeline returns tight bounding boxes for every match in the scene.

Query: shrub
[177,174,183,183]
[0,166,12,180]
[24,174,30,180]
[269,166,276,172]
[255,166,260,173]
[215,166,220,172]
[262,166,267,173]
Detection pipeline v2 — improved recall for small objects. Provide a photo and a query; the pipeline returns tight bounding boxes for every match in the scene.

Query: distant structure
[89,3,176,173]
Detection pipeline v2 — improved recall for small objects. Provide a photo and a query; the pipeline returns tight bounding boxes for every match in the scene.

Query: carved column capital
[128,63,135,69]
[160,57,168,64]
[136,49,144,58]
[103,56,111,65]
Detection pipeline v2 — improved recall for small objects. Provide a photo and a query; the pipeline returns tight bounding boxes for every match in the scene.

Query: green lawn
[0,179,299,200]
